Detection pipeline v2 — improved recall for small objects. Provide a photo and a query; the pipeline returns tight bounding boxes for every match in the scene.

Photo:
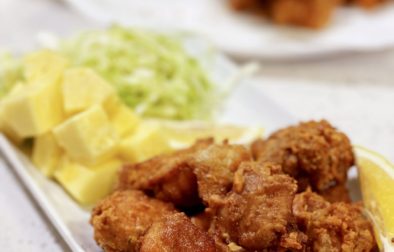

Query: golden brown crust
[140,213,216,252]
[252,120,354,201]
[293,191,377,252]
[192,143,253,205]
[91,190,176,252]
[117,139,214,208]
[209,162,303,251]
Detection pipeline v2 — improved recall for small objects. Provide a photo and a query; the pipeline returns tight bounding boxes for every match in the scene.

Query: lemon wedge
[144,120,264,149]
[355,146,394,251]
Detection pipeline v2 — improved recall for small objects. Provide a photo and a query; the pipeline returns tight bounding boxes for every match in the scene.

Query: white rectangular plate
[0,81,364,251]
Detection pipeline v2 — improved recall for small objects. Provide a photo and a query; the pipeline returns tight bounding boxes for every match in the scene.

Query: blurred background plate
[64,0,394,59]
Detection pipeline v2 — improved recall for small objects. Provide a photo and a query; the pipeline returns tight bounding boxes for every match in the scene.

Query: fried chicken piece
[230,0,386,28]
[91,190,176,252]
[192,142,252,205]
[269,0,338,28]
[140,213,216,252]
[252,120,354,201]
[293,191,377,251]
[210,162,303,251]
[230,0,338,28]
[117,139,214,208]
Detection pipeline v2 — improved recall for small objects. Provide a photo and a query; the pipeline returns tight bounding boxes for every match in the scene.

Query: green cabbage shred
[59,26,218,120]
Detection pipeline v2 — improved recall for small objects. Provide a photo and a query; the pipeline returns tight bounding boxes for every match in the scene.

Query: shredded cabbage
[59,26,218,120]
[0,26,221,120]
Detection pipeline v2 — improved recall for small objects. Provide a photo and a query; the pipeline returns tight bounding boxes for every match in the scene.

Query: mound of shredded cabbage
[0,26,220,120]
[59,26,218,120]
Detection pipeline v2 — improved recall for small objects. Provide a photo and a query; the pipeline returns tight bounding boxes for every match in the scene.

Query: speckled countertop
[1,0,394,251]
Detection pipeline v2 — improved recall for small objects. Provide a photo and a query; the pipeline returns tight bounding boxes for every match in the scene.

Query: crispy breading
[210,162,302,250]
[252,120,354,201]
[91,190,176,252]
[192,142,253,205]
[117,139,214,208]
[140,213,216,252]
[293,191,377,252]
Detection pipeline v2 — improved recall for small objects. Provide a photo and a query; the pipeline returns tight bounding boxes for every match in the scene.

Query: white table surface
[1,0,394,251]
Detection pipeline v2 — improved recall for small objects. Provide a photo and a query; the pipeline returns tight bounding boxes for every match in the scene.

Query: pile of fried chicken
[91,120,378,252]
[230,0,387,28]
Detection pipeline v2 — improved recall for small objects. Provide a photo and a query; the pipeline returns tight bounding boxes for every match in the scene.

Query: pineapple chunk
[32,132,62,177]
[62,68,116,114]
[23,50,68,85]
[0,83,28,143]
[109,104,140,137]
[118,122,172,163]
[0,81,64,138]
[53,105,118,164]
[54,157,122,205]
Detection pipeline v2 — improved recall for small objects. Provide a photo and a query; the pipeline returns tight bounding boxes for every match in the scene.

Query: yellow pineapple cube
[109,104,140,137]
[62,68,116,114]
[23,50,68,86]
[32,132,62,177]
[0,81,64,138]
[54,157,122,205]
[53,105,118,164]
[0,83,27,143]
[118,122,172,163]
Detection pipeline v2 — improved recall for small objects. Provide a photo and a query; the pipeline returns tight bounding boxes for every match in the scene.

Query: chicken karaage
[252,120,354,202]
[117,138,213,208]
[91,190,176,252]
[192,142,252,205]
[230,0,386,28]
[208,161,303,251]
[293,191,377,251]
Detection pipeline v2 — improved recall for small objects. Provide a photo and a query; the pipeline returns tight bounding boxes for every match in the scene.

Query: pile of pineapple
[0,51,175,205]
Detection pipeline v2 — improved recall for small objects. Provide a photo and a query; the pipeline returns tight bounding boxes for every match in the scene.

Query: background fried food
[230,0,386,28]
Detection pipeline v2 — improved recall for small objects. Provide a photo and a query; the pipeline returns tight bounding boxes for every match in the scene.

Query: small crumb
[228,242,243,251]
[391,237,394,243]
